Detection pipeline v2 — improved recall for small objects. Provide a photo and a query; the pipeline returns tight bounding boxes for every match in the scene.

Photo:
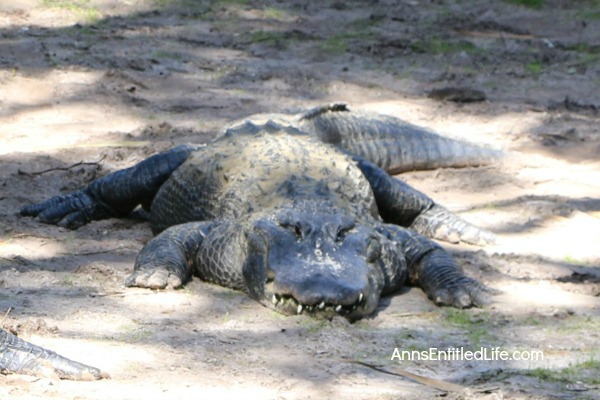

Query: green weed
[304,319,327,334]
[527,358,600,385]
[319,34,349,55]
[443,309,496,347]
[151,50,184,61]
[526,61,543,75]
[262,6,286,20]
[503,0,544,8]
[579,9,600,20]
[250,30,289,46]
[42,0,102,24]
[316,17,378,56]
[412,39,477,55]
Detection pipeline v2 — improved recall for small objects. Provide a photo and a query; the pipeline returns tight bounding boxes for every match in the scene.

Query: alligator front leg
[126,222,215,289]
[21,144,196,229]
[357,157,495,245]
[127,221,247,292]
[0,328,107,380]
[378,225,495,308]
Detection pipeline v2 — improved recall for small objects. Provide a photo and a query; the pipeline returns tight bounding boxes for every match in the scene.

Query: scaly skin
[21,106,500,323]
[0,328,107,380]
[296,103,503,174]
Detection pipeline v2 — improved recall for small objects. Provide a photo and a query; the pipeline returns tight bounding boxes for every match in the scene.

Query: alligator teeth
[335,305,342,313]
[272,294,278,305]
[297,304,303,314]
[318,301,325,310]
[358,293,363,304]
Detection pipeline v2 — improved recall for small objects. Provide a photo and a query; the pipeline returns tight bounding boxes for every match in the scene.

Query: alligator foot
[125,266,184,289]
[428,276,499,308]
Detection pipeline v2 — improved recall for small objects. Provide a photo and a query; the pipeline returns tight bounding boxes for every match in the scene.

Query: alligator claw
[125,267,183,289]
[431,278,497,308]
[20,190,113,230]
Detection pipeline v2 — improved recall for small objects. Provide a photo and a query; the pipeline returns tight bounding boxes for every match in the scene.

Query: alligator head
[242,207,406,320]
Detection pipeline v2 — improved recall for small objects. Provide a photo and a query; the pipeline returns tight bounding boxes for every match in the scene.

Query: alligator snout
[246,210,385,319]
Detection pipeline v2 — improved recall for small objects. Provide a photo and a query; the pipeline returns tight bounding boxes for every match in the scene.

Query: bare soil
[1,1,599,399]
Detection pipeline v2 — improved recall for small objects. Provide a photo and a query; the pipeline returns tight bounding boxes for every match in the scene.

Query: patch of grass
[41,0,102,24]
[503,0,544,9]
[563,254,582,265]
[317,17,379,56]
[156,0,248,7]
[556,315,600,333]
[411,39,478,55]
[247,29,313,49]
[319,34,349,55]
[216,0,249,4]
[59,274,76,287]
[153,0,212,17]
[250,30,289,46]
[153,0,174,6]
[579,9,600,20]
[114,323,153,343]
[304,319,327,334]
[151,50,184,61]
[527,358,600,385]
[347,17,376,31]
[444,309,473,326]
[443,309,496,347]
[526,60,543,75]
[262,6,286,20]
[566,43,600,67]
[522,315,544,326]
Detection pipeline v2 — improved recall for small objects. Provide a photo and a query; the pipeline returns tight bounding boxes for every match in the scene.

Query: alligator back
[149,123,379,232]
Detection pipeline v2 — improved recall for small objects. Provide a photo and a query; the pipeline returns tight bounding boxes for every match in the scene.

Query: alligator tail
[0,328,107,380]
[297,103,503,174]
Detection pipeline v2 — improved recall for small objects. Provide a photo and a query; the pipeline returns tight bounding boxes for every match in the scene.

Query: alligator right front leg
[0,328,107,380]
[126,222,215,289]
[21,144,196,229]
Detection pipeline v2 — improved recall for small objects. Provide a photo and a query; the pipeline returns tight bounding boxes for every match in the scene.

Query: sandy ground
[1,1,599,399]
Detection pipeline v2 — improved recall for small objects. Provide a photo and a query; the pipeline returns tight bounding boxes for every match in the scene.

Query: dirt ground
[1,0,599,399]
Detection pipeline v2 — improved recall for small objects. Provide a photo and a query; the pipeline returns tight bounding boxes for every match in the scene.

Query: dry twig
[18,155,106,176]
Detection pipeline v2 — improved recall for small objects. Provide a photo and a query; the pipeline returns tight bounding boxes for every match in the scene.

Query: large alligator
[16,104,499,374]
[0,327,106,380]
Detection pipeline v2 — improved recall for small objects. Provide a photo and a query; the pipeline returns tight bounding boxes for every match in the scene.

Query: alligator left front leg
[378,225,496,308]
[0,328,107,380]
[357,157,495,245]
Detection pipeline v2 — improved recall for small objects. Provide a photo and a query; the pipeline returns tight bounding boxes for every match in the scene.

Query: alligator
[0,327,106,380]
[20,103,499,323]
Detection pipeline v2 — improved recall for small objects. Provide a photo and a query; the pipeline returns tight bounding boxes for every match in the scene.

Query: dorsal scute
[218,114,305,139]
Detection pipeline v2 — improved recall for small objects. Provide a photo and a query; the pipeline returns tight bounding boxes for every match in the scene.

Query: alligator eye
[333,218,355,243]
[335,227,349,243]
[280,221,302,238]
[366,237,382,262]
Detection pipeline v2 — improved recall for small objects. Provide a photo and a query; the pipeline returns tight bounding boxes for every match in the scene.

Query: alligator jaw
[263,284,367,319]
